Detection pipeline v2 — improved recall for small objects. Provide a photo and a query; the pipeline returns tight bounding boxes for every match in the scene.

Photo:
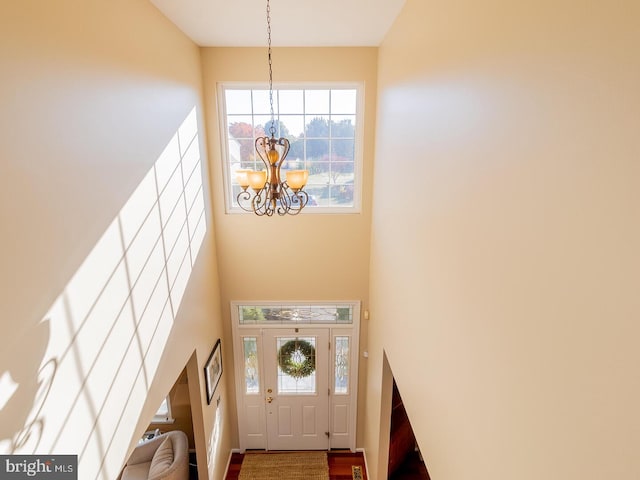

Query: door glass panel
[243,337,260,394]
[276,337,317,394]
[334,336,350,394]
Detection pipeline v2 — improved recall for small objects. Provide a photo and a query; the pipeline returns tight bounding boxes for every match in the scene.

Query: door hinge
[328,388,330,396]
[325,431,330,438]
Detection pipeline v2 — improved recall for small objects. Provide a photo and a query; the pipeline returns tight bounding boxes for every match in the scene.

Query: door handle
[266,396,274,403]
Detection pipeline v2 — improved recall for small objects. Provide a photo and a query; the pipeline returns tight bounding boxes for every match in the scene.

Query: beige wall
[200,47,377,447]
[0,2,231,479]
[366,0,640,478]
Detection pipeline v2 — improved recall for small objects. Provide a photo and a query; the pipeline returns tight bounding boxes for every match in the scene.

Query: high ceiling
[150,0,406,47]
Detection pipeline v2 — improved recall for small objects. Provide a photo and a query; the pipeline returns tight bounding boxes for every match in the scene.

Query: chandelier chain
[234,0,309,215]
[266,0,275,137]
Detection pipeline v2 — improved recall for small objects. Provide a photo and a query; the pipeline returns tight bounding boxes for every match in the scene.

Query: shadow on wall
[0,320,54,457]
[0,107,207,480]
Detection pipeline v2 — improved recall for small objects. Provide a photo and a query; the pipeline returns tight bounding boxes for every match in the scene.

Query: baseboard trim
[355,448,370,480]
[223,449,241,478]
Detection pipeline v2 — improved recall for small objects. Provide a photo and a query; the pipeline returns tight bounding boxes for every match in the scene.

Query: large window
[219,84,363,213]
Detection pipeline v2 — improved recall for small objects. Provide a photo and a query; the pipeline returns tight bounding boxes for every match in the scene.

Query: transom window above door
[218,84,364,214]
[235,303,355,325]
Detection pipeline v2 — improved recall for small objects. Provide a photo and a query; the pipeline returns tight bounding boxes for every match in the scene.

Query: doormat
[239,451,329,480]
[352,465,363,480]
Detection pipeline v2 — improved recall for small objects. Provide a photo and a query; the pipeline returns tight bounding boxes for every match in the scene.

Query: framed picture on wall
[204,339,222,405]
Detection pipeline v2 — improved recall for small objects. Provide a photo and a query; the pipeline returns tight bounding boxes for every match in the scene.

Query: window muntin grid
[221,85,361,213]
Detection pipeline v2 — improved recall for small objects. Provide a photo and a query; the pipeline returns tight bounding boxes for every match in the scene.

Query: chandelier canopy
[236,0,309,216]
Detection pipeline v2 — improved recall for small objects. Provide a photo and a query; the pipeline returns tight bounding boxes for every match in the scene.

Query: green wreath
[278,339,316,379]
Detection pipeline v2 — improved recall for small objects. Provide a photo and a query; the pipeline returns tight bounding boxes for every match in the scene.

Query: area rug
[239,451,329,480]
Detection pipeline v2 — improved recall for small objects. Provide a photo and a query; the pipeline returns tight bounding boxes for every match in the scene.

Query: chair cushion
[121,462,151,480]
[148,436,174,478]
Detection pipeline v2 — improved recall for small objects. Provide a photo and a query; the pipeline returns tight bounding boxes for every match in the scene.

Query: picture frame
[204,339,223,405]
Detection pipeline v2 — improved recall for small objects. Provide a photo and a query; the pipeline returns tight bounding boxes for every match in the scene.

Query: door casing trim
[230,301,361,452]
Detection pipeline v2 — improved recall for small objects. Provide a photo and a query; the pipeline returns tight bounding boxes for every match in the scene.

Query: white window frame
[217,82,365,214]
[152,395,174,424]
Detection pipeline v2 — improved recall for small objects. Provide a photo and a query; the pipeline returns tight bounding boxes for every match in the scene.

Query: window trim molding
[151,395,175,424]
[217,82,365,215]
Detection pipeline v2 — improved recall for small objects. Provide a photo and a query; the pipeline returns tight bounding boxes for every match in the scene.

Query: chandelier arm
[287,190,309,215]
[276,137,290,159]
[251,189,269,216]
[273,137,290,197]
[277,184,308,215]
[255,137,270,169]
[276,185,292,216]
[236,190,255,213]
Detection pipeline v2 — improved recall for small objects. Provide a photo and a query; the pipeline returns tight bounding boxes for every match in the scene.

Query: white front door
[262,328,329,450]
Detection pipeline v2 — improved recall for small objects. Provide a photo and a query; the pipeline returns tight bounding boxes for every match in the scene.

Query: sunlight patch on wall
[0,108,207,480]
[207,402,223,479]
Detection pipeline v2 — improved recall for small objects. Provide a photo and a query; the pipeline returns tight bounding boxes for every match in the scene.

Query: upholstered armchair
[119,430,189,480]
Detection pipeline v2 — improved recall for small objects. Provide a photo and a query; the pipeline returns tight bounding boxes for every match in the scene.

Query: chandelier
[235,0,309,216]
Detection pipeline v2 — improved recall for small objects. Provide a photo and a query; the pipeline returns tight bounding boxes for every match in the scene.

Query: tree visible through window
[220,86,362,212]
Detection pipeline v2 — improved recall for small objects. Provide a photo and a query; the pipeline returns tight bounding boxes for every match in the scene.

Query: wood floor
[225,451,368,480]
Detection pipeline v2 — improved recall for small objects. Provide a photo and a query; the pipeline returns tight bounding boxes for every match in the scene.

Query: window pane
[331,89,357,114]
[328,183,354,206]
[305,185,327,207]
[308,161,330,181]
[156,398,169,417]
[252,90,272,114]
[277,337,316,394]
[225,90,252,114]
[228,117,254,139]
[229,138,256,166]
[334,336,350,394]
[306,139,329,161]
[279,90,303,113]
[153,396,172,423]
[279,115,305,139]
[285,157,305,172]
[332,166,355,188]
[331,139,355,162]
[330,116,356,137]
[243,337,260,394]
[254,115,273,137]
[305,90,330,114]
[306,116,329,137]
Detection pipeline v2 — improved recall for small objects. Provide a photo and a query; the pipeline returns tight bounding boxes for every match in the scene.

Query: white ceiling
[150,0,407,47]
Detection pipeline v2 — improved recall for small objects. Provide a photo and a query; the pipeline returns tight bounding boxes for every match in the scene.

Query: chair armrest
[147,432,189,480]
